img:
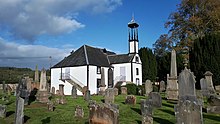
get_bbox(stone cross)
[105,88,115,104]
[34,65,39,82]
[145,80,153,96]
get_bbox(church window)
[136,68,139,75]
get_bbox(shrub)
[126,83,137,95]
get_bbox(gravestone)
[84,90,91,101]
[178,68,197,101]
[47,101,54,111]
[204,71,215,94]
[148,92,162,108]
[159,80,166,92]
[108,68,114,88]
[121,87,127,95]
[59,84,64,96]
[2,81,6,101]
[114,88,118,96]
[200,78,209,97]
[0,104,6,118]
[19,78,30,105]
[141,99,153,124]
[99,68,106,95]
[175,100,203,124]
[75,105,84,118]
[56,90,59,95]
[125,95,136,105]
[71,86,77,99]
[59,96,66,104]
[206,95,220,113]
[145,80,153,96]
[51,87,55,94]
[105,88,115,104]
[215,85,220,94]
[34,65,39,82]
[36,68,50,103]
[166,49,178,100]
[89,102,119,124]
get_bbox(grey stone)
[15,97,24,124]
[75,105,84,118]
[71,86,77,99]
[125,95,136,105]
[175,100,203,124]
[145,80,153,96]
[178,68,197,101]
[89,102,119,124]
[121,87,127,95]
[114,88,118,96]
[39,68,47,91]
[100,68,106,87]
[207,95,220,106]
[207,106,220,114]
[84,90,91,101]
[0,104,6,118]
[108,68,114,88]
[34,65,39,82]
[140,99,153,124]
[215,85,220,93]
[105,88,115,104]
[148,92,162,108]
[159,80,166,92]
[59,84,64,96]
[47,101,54,111]
[200,78,209,97]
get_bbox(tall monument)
[34,65,39,82]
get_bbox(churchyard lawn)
[0,92,220,124]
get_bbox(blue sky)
[0,0,180,69]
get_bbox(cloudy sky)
[0,0,180,69]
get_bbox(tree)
[190,33,220,87]
[139,47,157,82]
[166,0,220,48]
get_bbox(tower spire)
[128,15,139,54]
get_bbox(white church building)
[51,17,142,95]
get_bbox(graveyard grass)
[0,92,220,124]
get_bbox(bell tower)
[128,16,139,54]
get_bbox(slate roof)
[52,45,135,68]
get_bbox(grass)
[0,92,220,124]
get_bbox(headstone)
[35,68,50,103]
[206,95,220,113]
[178,68,197,101]
[47,101,54,111]
[56,90,59,95]
[145,80,153,96]
[59,96,66,104]
[141,99,153,124]
[204,71,215,94]
[2,81,6,101]
[59,84,64,96]
[34,65,39,82]
[121,87,127,95]
[89,102,119,124]
[51,87,55,94]
[200,78,209,97]
[215,85,220,94]
[75,105,84,118]
[114,88,118,96]
[166,49,178,100]
[175,100,203,124]
[108,68,114,88]
[0,104,6,118]
[84,90,90,101]
[159,80,166,92]
[19,78,30,105]
[71,86,77,99]
[148,92,162,108]
[125,95,136,105]
[105,88,115,104]
[15,97,24,124]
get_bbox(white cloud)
[0,0,122,41]
[0,38,72,69]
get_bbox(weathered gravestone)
[148,92,162,108]
[19,78,30,105]
[34,65,39,82]
[145,80,153,96]
[159,80,166,92]
[89,102,119,124]
[206,95,220,113]
[215,85,220,94]
[36,68,50,103]
[121,87,127,95]
[84,90,91,101]
[75,105,84,118]
[114,88,118,96]
[141,99,153,124]
[99,68,106,96]
[47,101,54,111]
[58,84,66,104]
[125,95,136,105]
[0,104,6,118]
[200,78,209,97]
[175,68,203,124]
[166,49,178,100]
[105,88,115,104]
[71,86,77,99]
[204,71,215,94]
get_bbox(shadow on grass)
[131,107,141,115]
[41,117,51,124]
[166,100,178,104]
[24,115,30,123]
[5,101,14,105]
[154,117,173,124]
[159,109,175,115]
[6,111,14,117]
[135,119,141,124]
[203,114,220,122]
[162,103,174,108]
[121,102,125,104]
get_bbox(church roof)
[52,45,135,68]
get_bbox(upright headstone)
[0,104,6,118]
[166,49,178,100]
[125,95,136,105]
[71,86,77,99]
[35,68,50,103]
[47,101,54,111]
[89,102,119,124]
[75,105,84,118]
[114,88,118,96]
[20,78,29,105]
[145,80,153,96]
[108,68,114,88]
[34,65,39,82]
[121,87,127,95]
[2,81,6,101]
[84,90,91,101]
[141,99,153,124]
[59,84,64,96]
[99,68,106,95]
[105,88,115,104]
[159,80,166,92]
[200,78,209,97]
[204,71,215,94]
[51,87,55,94]
[148,92,162,108]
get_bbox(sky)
[0,0,180,70]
